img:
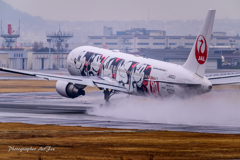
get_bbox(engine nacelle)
[56,80,85,98]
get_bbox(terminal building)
[87,28,240,70]
[0,50,69,70]
[0,46,239,70]
[0,51,9,68]
[131,48,223,70]
[32,52,68,70]
[88,29,240,53]
[0,51,32,69]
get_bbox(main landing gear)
[103,88,119,103]
[99,89,120,107]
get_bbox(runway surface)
[1,89,240,134]
[1,69,240,134]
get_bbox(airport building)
[132,48,223,70]
[32,52,68,70]
[88,29,240,52]
[0,51,32,69]
[0,50,68,70]
[0,47,239,70]
[0,51,9,68]
[87,28,240,70]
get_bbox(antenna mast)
[46,27,73,69]
[0,20,20,50]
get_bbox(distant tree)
[39,41,43,50]
[36,47,55,52]
[32,41,39,51]
[33,41,46,52]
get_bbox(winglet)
[183,9,216,77]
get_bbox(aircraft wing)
[0,67,128,92]
[206,72,240,85]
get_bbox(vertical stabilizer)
[183,10,215,77]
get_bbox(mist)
[89,90,240,127]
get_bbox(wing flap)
[93,77,128,92]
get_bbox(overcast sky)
[2,0,240,21]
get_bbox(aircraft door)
[129,65,143,94]
[101,63,111,77]
[100,57,111,77]
[128,68,134,93]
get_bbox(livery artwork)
[73,51,162,96]
[117,61,138,87]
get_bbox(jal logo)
[195,35,207,65]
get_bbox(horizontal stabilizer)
[207,73,240,85]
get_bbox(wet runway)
[1,90,240,134]
[1,69,240,134]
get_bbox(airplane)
[0,9,239,102]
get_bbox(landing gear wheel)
[103,89,111,102]
[103,88,120,103]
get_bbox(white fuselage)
[67,46,212,98]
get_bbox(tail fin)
[183,9,216,77]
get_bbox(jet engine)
[56,80,85,98]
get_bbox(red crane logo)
[195,35,207,65]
